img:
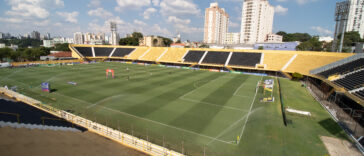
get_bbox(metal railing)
[0,87,184,156]
[310,53,364,75]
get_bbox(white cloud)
[54,22,62,27]
[166,16,202,36]
[152,0,160,6]
[229,21,239,28]
[311,26,333,35]
[167,16,190,25]
[88,8,113,19]
[115,0,150,12]
[0,17,22,23]
[134,19,147,26]
[55,0,64,7]
[88,0,101,7]
[296,0,318,5]
[4,0,65,19]
[33,19,50,26]
[149,24,171,36]
[174,24,202,33]
[160,0,200,16]
[6,1,50,19]
[276,0,288,2]
[143,8,157,19]
[57,11,79,23]
[275,5,288,15]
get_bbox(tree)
[276,31,287,37]
[0,38,42,48]
[276,31,312,42]
[258,46,264,50]
[335,31,364,52]
[296,36,323,51]
[199,44,209,48]
[53,43,70,51]
[322,41,333,52]
[132,32,143,39]
[119,32,143,46]
[0,48,13,62]
[119,37,139,46]
[162,37,173,47]
[292,72,304,81]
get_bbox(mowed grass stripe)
[63,68,190,103]
[53,65,179,99]
[117,72,223,118]
[169,75,250,135]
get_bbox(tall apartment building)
[110,22,120,45]
[203,2,229,44]
[334,0,364,41]
[31,31,41,40]
[225,33,240,45]
[73,32,84,44]
[240,0,274,44]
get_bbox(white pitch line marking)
[237,76,263,144]
[207,111,250,145]
[179,75,227,99]
[179,97,247,112]
[233,82,245,96]
[100,106,236,145]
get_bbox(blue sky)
[0,0,342,41]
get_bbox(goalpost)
[106,69,115,79]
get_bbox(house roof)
[48,52,72,58]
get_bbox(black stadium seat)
[354,90,364,100]
[94,47,114,57]
[318,58,364,78]
[0,99,81,129]
[183,51,205,63]
[228,52,261,67]
[75,47,93,57]
[334,70,364,90]
[112,48,135,57]
[202,52,230,65]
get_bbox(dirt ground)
[320,136,361,156]
[0,127,148,156]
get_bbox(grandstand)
[139,47,167,61]
[70,45,354,75]
[228,52,262,67]
[1,44,363,156]
[158,48,188,63]
[183,50,206,63]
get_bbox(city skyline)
[0,0,350,41]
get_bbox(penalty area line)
[100,106,236,145]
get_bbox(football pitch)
[0,62,348,156]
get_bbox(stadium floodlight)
[333,0,350,53]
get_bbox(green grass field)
[0,62,348,156]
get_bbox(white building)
[319,36,334,42]
[265,34,283,43]
[240,0,274,44]
[334,0,364,39]
[73,32,84,45]
[43,40,54,48]
[203,2,229,44]
[172,33,181,43]
[225,33,240,45]
[110,22,120,45]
